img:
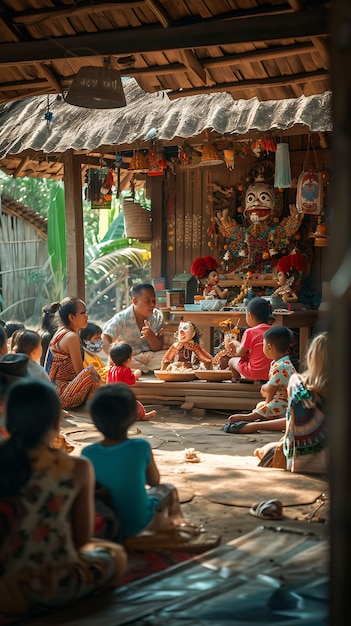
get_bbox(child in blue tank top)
[82,383,195,541]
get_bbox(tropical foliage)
[0,173,151,323]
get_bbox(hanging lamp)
[200,142,224,166]
[65,58,126,109]
[309,219,329,247]
[128,150,148,172]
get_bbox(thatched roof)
[0,1,330,105]
[1,195,47,238]
[0,79,332,180]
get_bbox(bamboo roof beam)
[167,69,330,99]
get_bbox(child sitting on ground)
[254,332,328,473]
[228,296,275,381]
[80,322,108,383]
[11,328,50,381]
[224,325,296,433]
[10,328,74,452]
[82,383,219,551]
[108,341,156,420]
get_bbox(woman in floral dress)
[0,378,126,616]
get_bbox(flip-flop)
[123,526,221,554]
[248,499,284,520]
[223,421,250,434]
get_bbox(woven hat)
[0,353,29,382]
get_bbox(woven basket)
[123,199,152,241]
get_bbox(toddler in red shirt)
[107,341,156,421]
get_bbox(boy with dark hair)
[107,341,156,420]
[225,325,296,432]
[82,383,220,551]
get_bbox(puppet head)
[175,321,202,344]
[244,182,276,223]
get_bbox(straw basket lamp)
[65,58,126,109]
[200,142,224,166]
[128,151,148,172]
[123,197,152,242]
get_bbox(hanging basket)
[123,199,152,242]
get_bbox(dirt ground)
[63,401,329,546]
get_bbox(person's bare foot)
[139,409,157,421]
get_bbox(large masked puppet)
[215,177,303,273]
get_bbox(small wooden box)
[155,290,167,308]
[166,290,185,308]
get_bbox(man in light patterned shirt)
[102,283,167,373]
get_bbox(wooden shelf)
[219,273,276,287]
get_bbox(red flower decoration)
[276,254,306,276]
[190,256,219,279]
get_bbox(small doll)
[213,318,241,370]
[161,321,213,371]
[190,256,228,300]
[272,253,307,304]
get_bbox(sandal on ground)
[223,421,249,434]
[123,525,221,554]
[248,499,283,520]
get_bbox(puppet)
[215,177,303,273]
[161,321,213,371]
[190,256,228,299]
[272,253,307,304]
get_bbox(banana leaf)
[47,183,66,297]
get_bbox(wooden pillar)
[149,175,165,282]
[330,1,351,623]
[63,149,85,300]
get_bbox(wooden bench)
[133,379,262,412]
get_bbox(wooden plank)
[184,395,257,410]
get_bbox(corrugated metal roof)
[0,79,332,161]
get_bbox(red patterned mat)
[118,550,193,586]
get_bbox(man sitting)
[102,283,167,374]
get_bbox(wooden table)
[167,309,319,364]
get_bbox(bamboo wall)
[0,213,48,321]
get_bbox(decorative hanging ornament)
[44,95,54,127]
[309,219,329,247]
[274,143,291,188]
[223,148,235,170]
[129,150,148,172]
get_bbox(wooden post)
[149,175,165,282]
[330,1,351,623]
[63,149,85,300]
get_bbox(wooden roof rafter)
[0,1,330,104]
